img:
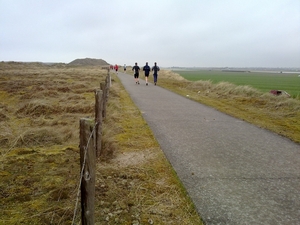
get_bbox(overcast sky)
[1,0,299,67]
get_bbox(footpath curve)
[116,72,300,225]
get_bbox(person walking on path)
[115,64,119,73]
[152,62,160,85]
[124,64,126,72]
[143,62,151,86]
[132,62,140,84]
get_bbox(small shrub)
[17,128,63,147]
[0,112,8,122]
[232,85,260,97]
[16,101,58,117]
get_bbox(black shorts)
[134,73,139,78]
[145,73,149,77]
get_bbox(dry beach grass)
[0,62,202,224]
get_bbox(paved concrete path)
[116,72,300,225]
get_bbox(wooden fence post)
[108,71,111,87]
[100,82,107,119]
[80,118,95,225]
[95,90,103,158]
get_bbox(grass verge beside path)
[97,73,203,224]
[157,70,300,143]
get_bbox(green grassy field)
[175,70,300,99]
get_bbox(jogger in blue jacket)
[143,62,151,85]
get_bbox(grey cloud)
[0,0,299,67]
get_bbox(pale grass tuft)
[0,123,13,147]
[187,80,213,91]
[160,70,186,81]
[16,128,63,147]
[274,97,300,110]
[213,81,236,93]
[231,85,260,97]
[16,99,58,117]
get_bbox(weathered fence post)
[108,70,111,87]
[100,82,107,119]
[95,89,103,158]
[80,118,95,225]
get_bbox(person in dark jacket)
[132,62,140,84]
[151,62,160,85]
[143,62,151,85]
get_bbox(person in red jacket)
[115,64,119,73]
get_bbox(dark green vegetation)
[176,70,300,99]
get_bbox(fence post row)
[95,74,110,156]
[79,73,110,224]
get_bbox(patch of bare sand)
[110,148,157,168]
